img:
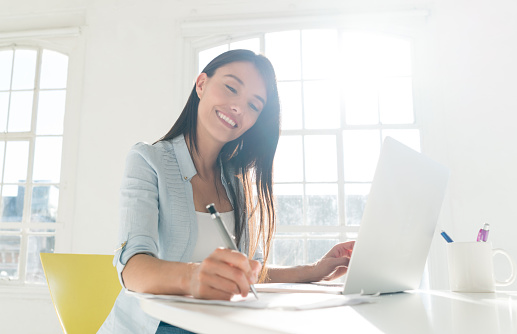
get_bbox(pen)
[440,230,454,243]
[477,223,490,242]
[206,203,259,300]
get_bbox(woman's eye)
[249,103,259,112]
[225,85,237,93]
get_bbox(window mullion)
[336,131,346,230]
[298,30,309,264]
[337,29,347,236]
[24,47,41,229]
[17,229,28,282]
[4,48,14,133]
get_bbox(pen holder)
[447,242,516,292]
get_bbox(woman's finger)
[202,257,251,296]
[209,248,257,282]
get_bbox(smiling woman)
[99,49,355,334]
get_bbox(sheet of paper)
[254,283,344,294]
[127,289,376,310]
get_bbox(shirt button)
[184,176,188,180]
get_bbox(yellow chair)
[40,253,122,334]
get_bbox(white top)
[190,211,236,263]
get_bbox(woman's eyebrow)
[224,74,266,106]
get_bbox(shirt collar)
[172,134,197,182]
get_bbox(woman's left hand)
[310,241,355,282]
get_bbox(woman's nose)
[230,99,245,114]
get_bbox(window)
[0,46,68,284]
[197,28,419,267]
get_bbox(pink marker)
[477,223,490,242]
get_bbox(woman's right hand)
[188,248,261,300]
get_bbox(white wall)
[1,0,517,332]
[424,0,517,288]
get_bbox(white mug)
[447,242,516,292]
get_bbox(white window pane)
[307,238,339,263]
[278,81,302,130]
[271,239,304,266]
[265,30,301,80]
[345,183,371,226]
[274,135,303,182]
[306,184,338,226]
[31,185,59,222]
[0,142,4,178]
[1,185,25,222]
[198,45,229,74]
[274,184,303,226]
[304,135,337,182]
[342,32,411,77]
[11,49,37,90]
[0,92,9,132]
[343,130,380,182]
[8,91,33,132]
[379,77,414,124]
[0,235,20,279]
[382,129,421,152]
[344,78,379,125]
[36,90,66,135]
[3,141,29,183]
[33,137,63,183]
[26,235,55,283]
[379,37,412,77]
[302,29,338,80]
[0,50,14,91]
[303,80,340,129]
[229,38,260,54]
[342,32,381,77]
[40,50,68,89]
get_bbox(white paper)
[254,282,344,294]
[126,289,376,310]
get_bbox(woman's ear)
[195,73,208,99]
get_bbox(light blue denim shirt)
[98,134,263,334]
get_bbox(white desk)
[140,290,517,334]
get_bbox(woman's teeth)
[217,111,236,127]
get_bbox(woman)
[99,49,354,334]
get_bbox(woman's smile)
[216,110,237,128]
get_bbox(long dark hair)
[157,49,280,281]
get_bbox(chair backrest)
[40,253,122,334]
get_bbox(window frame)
[0,27,83,290]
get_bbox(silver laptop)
[342,136,450,295]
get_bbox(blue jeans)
[155,321,197,334]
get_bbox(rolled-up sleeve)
[113,143,160,287]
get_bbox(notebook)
[257,137,450,295]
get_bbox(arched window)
[0,46,68,284]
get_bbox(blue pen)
[440,230,454,243]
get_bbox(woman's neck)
[186,133,223,181]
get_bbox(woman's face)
[195,61,267,147]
